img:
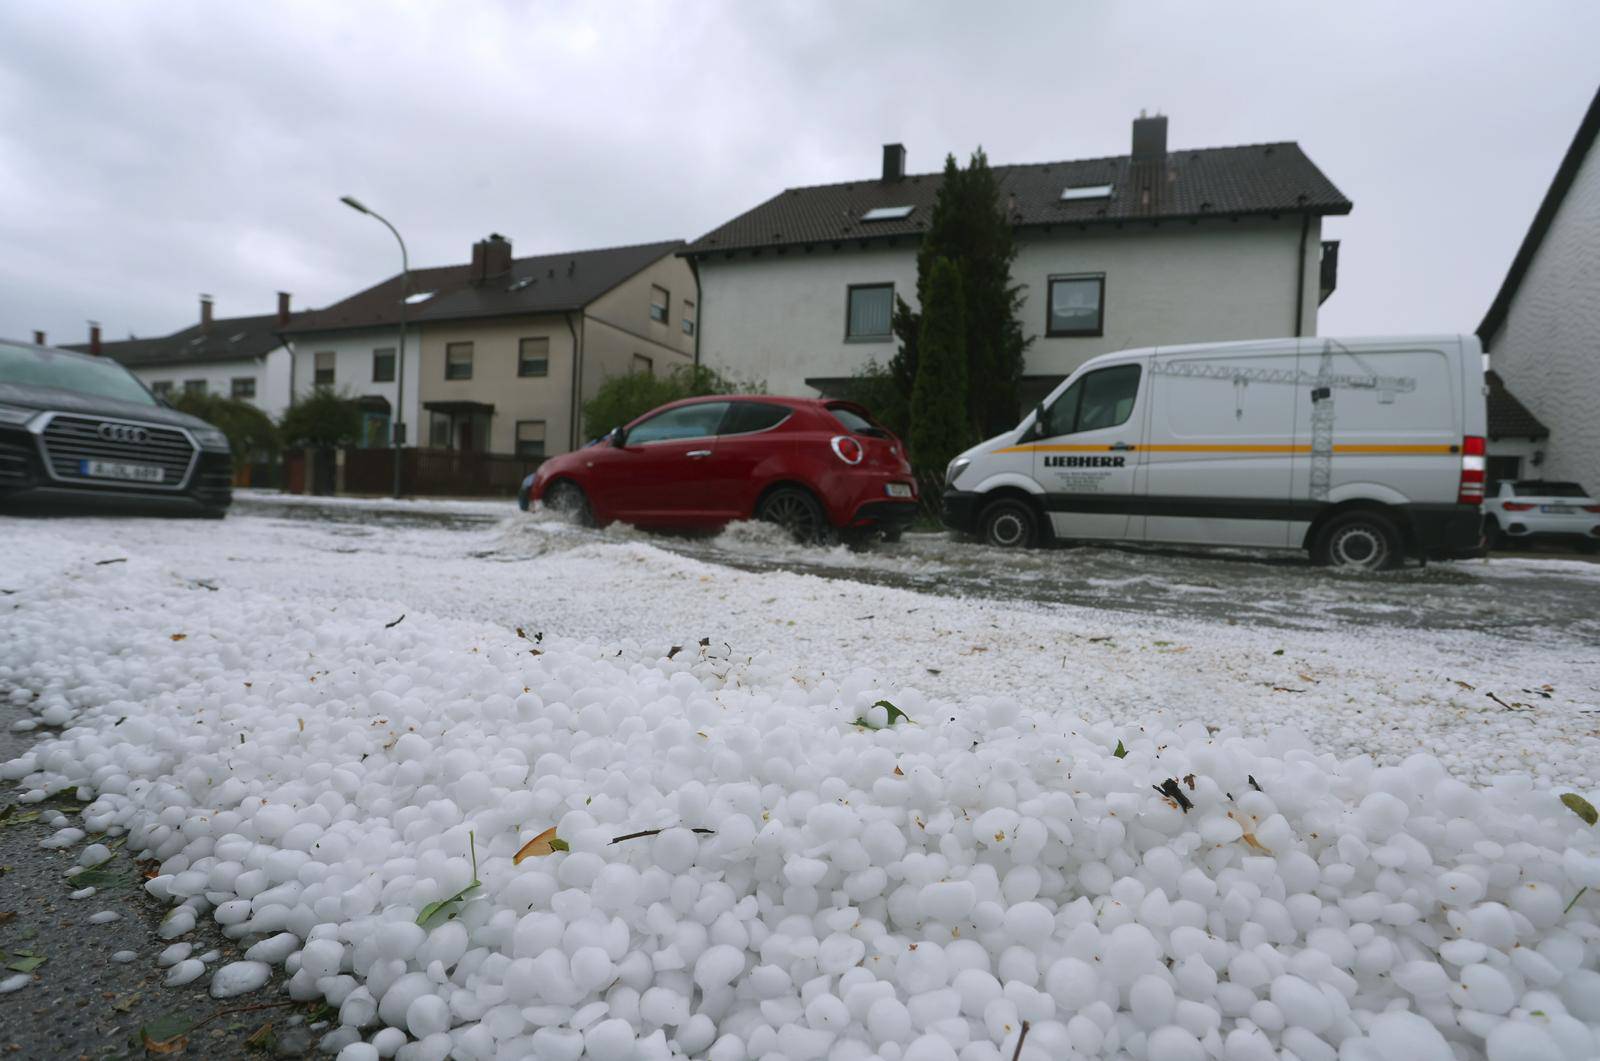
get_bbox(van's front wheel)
[1312,510,1401,571]
[979,499,1038,549]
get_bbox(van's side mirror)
[1032,404,1046,438]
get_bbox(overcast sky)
[2,1,1596,347]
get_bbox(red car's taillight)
[1501,501,1536,512]
[830,436,864,465]
[1458,436,1485,506]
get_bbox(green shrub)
[169,392,280,467]
[582,364,763,441]
[278,389,363,450]
[908,257,972,475]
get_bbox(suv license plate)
[1542,505,1575,514]
[885,483,912,498]
[80,459,164,483]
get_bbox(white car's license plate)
[885,483,912,498]
[80,459,164,483]
[1542,504,1576,514]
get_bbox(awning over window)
[423,400,495,415]
[355,394,391,411]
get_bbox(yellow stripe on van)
[995,443,1458,456]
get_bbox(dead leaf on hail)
[893,765,904,776]
[297,719,305,732]
[169,633,186,641]
[1241,832,1272,854]
[514,826,565,863]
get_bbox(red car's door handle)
[686,449,712,458]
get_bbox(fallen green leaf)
[549,838,569,852]
[1113,740,1128,759]
[417,832,481,927]
[7,954,45,973]
[1561,793,1598,826]
[1564,887,1588,915]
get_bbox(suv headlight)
[0,403,36,426]
[192,426,230,451]
[945,457,970,487]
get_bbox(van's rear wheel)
[979,499,1038,549]
[1313,510,1401,571]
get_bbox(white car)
[1483,480,1600,551]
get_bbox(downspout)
[688,255,702,368]
[1293,212,1311,337]
[565,310,582,450]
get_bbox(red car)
[525,396,918,542]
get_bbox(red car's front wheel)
[543,480,593,527]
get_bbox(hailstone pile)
[3,560,1599,1061]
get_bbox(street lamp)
[340,195,409,498]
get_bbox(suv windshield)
[0,341,155,406]
[1512,481,1588,498]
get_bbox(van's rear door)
[1289,339,1460,519]
[1142,342,1298,547]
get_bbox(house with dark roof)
[64,294,296,418]
[683,114,1351,408]
[1477,84,1600,487]
[284,235,694,455]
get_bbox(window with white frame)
[846,283,894,341]
[518,337,549,377]
[230,377,256,399]
[649,285,669,323]
[515,420,546,459]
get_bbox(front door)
[593,401,730,524]
[1030,359,1146,541]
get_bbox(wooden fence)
[340,448,544,497]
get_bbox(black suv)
[0,339,233,516]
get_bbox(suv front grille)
[38,415,197,490]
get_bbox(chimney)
[88,321,102,356]
[277,291,292,326]
[1132,112,1168,164]
[32,330,45,346]
[881,143,906,182]
[471,233,513,283]
[200,294,214,332]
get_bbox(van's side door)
[1142,344,1298,547]
[1030,359,1147,541]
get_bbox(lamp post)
[340,195,409,498]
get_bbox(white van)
[941,335,1488,569]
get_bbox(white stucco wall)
[131,346,292,419]
[1486,137,1600,487]
[696,216,1320,397]
[288,328,424,444]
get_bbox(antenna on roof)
[567,260,576,277]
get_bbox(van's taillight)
[1458,435,1486,505]
[830,436,864,465]
[1501,501,1537,512]
[1584,505,1600,514]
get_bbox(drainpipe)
[1293,213,1311,337]
[688,255,702,368]
[565,311,582,450]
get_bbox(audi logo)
[97,423,150,445]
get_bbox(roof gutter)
[1294,212,1311,337]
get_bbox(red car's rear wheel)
[758,487,826,544]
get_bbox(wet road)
[238,495,1600,645]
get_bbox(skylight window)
[1061,184,1114,201]
[509,277,535,291]
[229,332,246,343]
[403,291,434,305]
[861,205,914,222]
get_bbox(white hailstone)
[902,1033,959,1061]
[253,802,297,840]
[0,974,29,995]
[164,959,205,987]
[1392,961,1450,998]
[1562,848,1600,888]
[370,1028,407,1058]
[210,960,271,998]
[1507,882,1564,929]
[897,943,951,994]
[583,1018,636,1061]
[157,942,192,967]
[1484,1021,1564,1061]
[78,843,112,867]
[920,881,976,923]
[1269,974,1333,1032]
[300,937,345,979]
[1129,974,1176,1029]
[818,934,866,975]
[88,910,120,924]
[112,950,138,963]
[1557,969,1600,1022]
[572,947,617,992]
[68,887,95,900]
[530,1027,584,1060]
[805,993,850,1031]
[1102,923,1160,986]
[377,971,435,1027]
[867,996,913,1043]
[1146,1025,1206,1061]
[1449,963,1514,1015]
[1003,902,1054,947]
[1044,958,1097,1010]
[159,907,196,939]
[641,987,691,1027]
[692,944,744,990]
[373,920,425,961]
[334,1044,378,1061]
[953,969,1002,1018]
[405,993,452,1038]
